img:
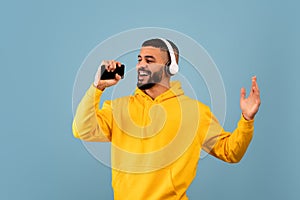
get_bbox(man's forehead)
[139,46,167,56]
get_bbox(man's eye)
[146,60,154,63]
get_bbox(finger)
[112,61,118,70]
[250,76,256,95]
[252,76,257,88]
[252,76,260,97]
[107,60,112,72]
[106,78,119,86]
[108,60,117,72]
[116,61,122,67]
[254,77,260,94]
[240,87,246,100]
[105,60,111,72]
[115,73,122,80]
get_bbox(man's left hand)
[240,76,261,121]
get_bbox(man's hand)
[94,60,122,90]
[240,76,261,121]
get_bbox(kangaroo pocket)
[112,168,177,200]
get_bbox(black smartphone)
[100,64,125,80]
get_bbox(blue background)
[1,0,299,199]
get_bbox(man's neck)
[144,81,170,100]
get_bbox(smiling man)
[137,39,178,92]
[72,38,261,200]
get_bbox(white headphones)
[158,38,179,76]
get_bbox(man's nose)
[136,62,146,68]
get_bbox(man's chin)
[137,82,156,90]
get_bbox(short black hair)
[142,38,179,64]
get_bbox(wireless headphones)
[158,38,179,76]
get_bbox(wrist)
[94,80,107,91]
[242,113,254,121]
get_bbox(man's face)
[136,46,168,90]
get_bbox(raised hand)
[240,76,261,120]
[94,60,122,90]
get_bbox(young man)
[72,38,261,200]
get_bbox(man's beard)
[137,68,163,90]
[137,82,156,90]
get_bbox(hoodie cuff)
[238,114,254,130]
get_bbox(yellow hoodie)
[72,81,254,200]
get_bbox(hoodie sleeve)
[201,107,254,163]
[72,84,112,142]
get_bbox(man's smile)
[138,69,151,81]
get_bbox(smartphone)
[100,64,125,80]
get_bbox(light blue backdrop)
[1,0,299,199]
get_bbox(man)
[72,38,261,200]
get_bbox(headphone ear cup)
[168,63,179,76]
[165,63,178,76]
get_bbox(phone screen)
[100,64,125,80]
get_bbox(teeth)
[139,71,149,76]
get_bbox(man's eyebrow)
[137,55,156,59]
[145,55,156,60]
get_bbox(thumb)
[105,75,121,86]
[240,87,246,100]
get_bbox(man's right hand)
[93,60,122,91]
